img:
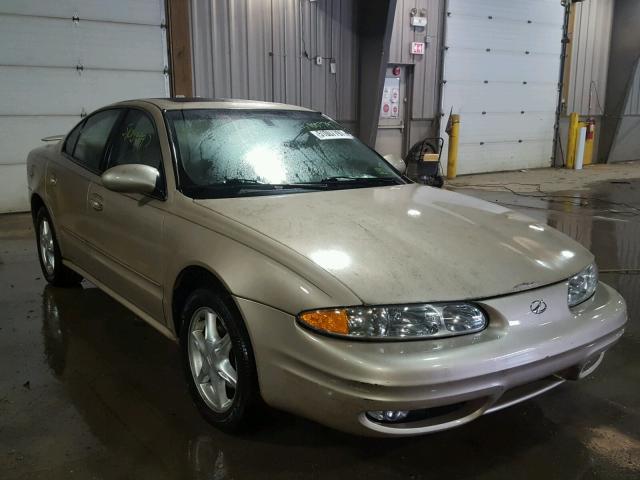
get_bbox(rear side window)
[73,109,122,172]
[63,121,83,156]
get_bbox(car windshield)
[165,109,405,198]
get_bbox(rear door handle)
[48,174,57,186]
[89,194,103,211]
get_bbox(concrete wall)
[190,0,358,124]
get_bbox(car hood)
[194,184,593,304]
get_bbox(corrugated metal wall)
[556,0,614,165]
[190,0,358,123]
[623,59,640,116]
[609,59,640,162]
[566,0,614,116]
[599,0,640,163]
[388,0,443,120]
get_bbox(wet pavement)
[1,179,639,479]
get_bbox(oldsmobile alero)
[26,98,627,436]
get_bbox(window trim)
[62,119,85,157]
[61,107,126,176]
[104,107,168,201]
[161,108,182,193]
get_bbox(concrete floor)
[1,173,639,479]
[448,161,640,193]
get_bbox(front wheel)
[35,207,82,287]
[180,288,259,432]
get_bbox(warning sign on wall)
[411,42,425,55]
[380,77,400,120]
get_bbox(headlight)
[568,263,598,307]
[297,303,487,340]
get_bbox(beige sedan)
[27,98,627,436]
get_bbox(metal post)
[567,112,579,168]
[447,114,460,179]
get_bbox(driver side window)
[107,109,165,196]
[109,110,162,170]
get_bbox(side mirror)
[383,154,407,174]
[101,164,159,195]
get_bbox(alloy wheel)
[39,218,56,275]
[187,307,238,413]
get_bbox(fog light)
[367,410,409,423]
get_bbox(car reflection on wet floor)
[1,179,639,479]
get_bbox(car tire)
[35,207,83,287]
[180,288,259,432]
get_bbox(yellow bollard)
[567,112,579,169]
[447,114,460,179]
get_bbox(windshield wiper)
[185,176,400,199]
[222,178,263,185]
[223,179,328,190]
[186,180,328,198]
[320,176,401,185]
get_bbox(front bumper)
[235,281,627,437]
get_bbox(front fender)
[162,201,362,334]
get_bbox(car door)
[46,109,123,271]
[84,108,167,324]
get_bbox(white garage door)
[0,0,169,213]
[440,0,565,175]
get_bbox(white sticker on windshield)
[310,130,354,140]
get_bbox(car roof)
[110,97,317,112]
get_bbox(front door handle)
[48,174,57,186]
[89,194,103,211]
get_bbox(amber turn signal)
[298,309,349,335]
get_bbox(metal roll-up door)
[0,0,169,213]
[440,0,565,174]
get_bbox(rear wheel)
[35,207,82,287]
[180,288,259,431]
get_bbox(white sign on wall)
[410,42,425,55]
[380,77,401,119]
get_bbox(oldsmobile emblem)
[530,299,547,315]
